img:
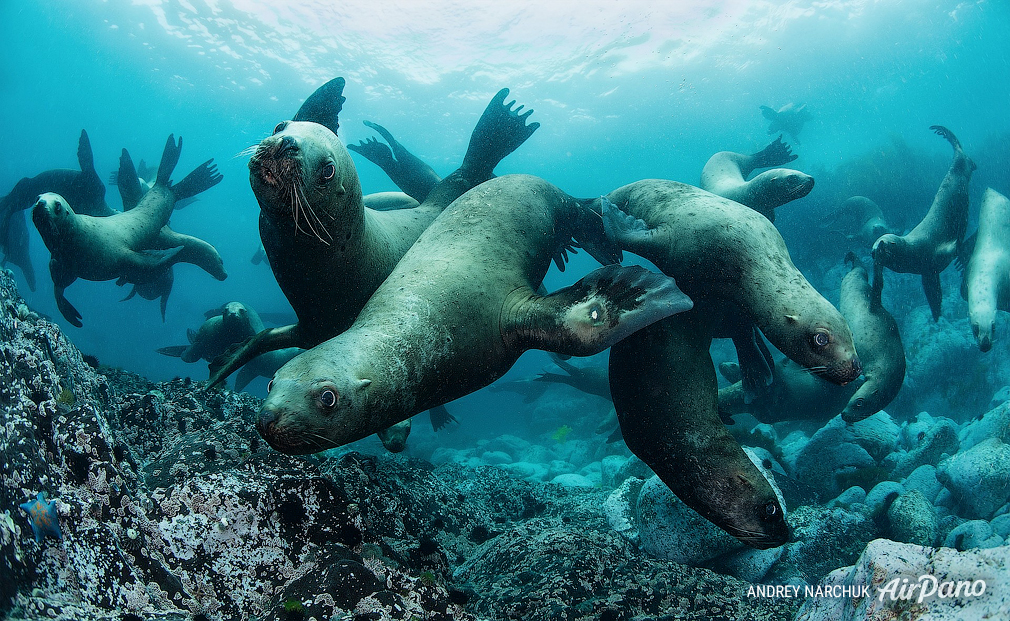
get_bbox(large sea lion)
[601,179,860,548]
[962,188,1010,351]
[207,78,540,386]
[759,103,811,144]
[838,252,905,422]
[0,130,114,290]
[257,174,692,454]
[699,136,814,222]
[871,125,975,320]
[32,135,223,327]
[348,120,441,203]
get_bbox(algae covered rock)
[936,437,1010,519]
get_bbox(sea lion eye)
[266,379,274,392]
[319,389,337,408]
[812,332,829,348]
[854,397,864,408]
[322,162,336,181]
[272,121,287,134]
[763,502,779,519]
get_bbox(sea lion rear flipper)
[293,77,346,136]
[116,149,145,211]
[505,264,693,357]
[428,404,457,432]
[156,134,182,186]
[77,129,96,174]
[348,136,396,168]
[351,121,442,202]
[207,324,302,389]
[171,159,223,202]
[750,135,797,169]
[922,271,943,321]
[460,87,540,181]
[732,325,774,404]
[157,345,188,358]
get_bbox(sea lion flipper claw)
[55,288,83,328]
[172,159,223,202]
[750,135,797,168]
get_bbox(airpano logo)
[747,575,988,603]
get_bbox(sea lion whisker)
[294,183,333,244]
[235,144,261,159]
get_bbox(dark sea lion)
[158,302,264,363]
[822,196,893,248]
[717,357,853,424]
[962,188,1010,351]
[536,354,611,400]
[348,120,441,203]
[0,130,114,290]
[601,180,860,548]
[871,125,975,320]
[257,174,693,454]
[838,252,905,422]
[32,135,223,327]
[207,78,540,386]
[759,103,811,144]
[699,136,814,222]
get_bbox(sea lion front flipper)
[348,136,396,168]
[922,271,943,321]
[171,159,223,202]
[53,284,82,328]
[504,264,693,357]
[749,135,797,169]
[732,324,775,404]
[352,120,442,202]
[116,149,145,211]
[156,134,182,186]
[293,77,346,136]
[207,324,303,388]
[157,345,188,358]
[77,129,96,172]
[428,404,457,432]
[460,87,540,181]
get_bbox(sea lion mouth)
[249,138,334,245]
[250,139,301,190]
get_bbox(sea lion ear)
[784,314,799,324]
[357,379,371,389]
[293,77,346,136]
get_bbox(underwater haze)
[1,0,1009,438]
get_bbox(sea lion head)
[703,472,790,549]
[870,233,905,267]
[31,192,77,251]
[766,169,815,203]
[376,418,411,453]
[249,120,362,243]
[257,345,377,454]
[775,307,861,386]
[970,305,996,352]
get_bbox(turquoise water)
[1,0,1008,445]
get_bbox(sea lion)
[871,125,975,320]
[536,354,611,400]
[257,174,693,454]
[32,135,223,327]
[0,129,115,290]
[717,357,854,424]
[207,78,540,386]
[158,302,264,363]
[822,196,893,248]
[235,347,301,392]
[962,188,1010,351]
[699,136,814,222]
[759,103,811,144]
[601,180,860,548]
[348,120,441,203]
[838,252,905,422]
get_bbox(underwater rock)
[886,489,938,547]
[887,414,959,479]
[959,400,1010,451]
[936,437,1010,519]
[604,476,646,543]
[943,520,1004,551]
[795,538,1010,621]
[828,486,867,510]
[900,464,944,504]
[862,481,905,519]
[792,417,878,498]
[774,505,878,585]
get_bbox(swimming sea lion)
[838,252,905,422]
[759,103,811,144]
[717,356,854,424]
[234,347,301,392]
[207,78,540,386]
[871,125,975,321]
[258,174,693,454]
[699,136,814,222]
[32,135,223,327]
[822,196,893,248]
[962,188,1010,351]
[158,302,263,363]
[601,180,860,547]
[348,120,441,203]
[535,354,611,400]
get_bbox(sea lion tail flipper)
[460,87,540,181]
[506,264,693,356]
[171,159,223,202]
[293,77,346,136]
[156,134,183,186]
[750,135,797,168]
[157,345,188,358]
[77,129,96,173]
[116,149,145,210]
[207,324,301,389]
[429,404,457,432]
[922,271,943,321]
[930,125,962,151]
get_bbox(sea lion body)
[32,136,223,326]
[258,174,691,454]
[838,253,905,422]
[700,137,814,222]
[159,302,264,363]
[717,357,854,424]
[964,188,1010,351]
[759,103,811,143]
[872,126,975,320]
[823,196,892,248]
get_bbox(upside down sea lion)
[871,125,975,320]
[602,179,860,548]
[699,136,814,222]
[32,135,223,327]
[962,188,1010,351]
[258,174,693,454]
[207,78,540,387]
